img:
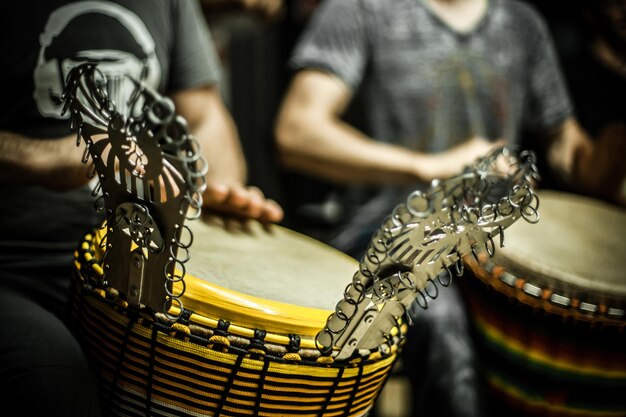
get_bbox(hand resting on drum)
[169,86,284,224]
[203,182,284,223]
[575,121,626,207]
[547,118,626,208]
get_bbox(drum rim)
[491,190,626,296]
[79,227,405,354]
[465,253,626,327]
[176,276,332,338]
[89,222,349,341]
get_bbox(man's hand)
[575,122,626,206]
[420,137,506,180]
[203,182,284,223]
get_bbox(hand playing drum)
[203,182,284,224]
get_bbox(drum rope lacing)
[318,147,542,360]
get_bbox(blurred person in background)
[274,0,626,416]
[523,0,626,200]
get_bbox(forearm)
[543,117,623,207]
[275,69,505,185]
[170,87,247,186]
[544,119,583,184]
[190,106,247,186]
[553,119,626,204]
[276,112,499,185]
[0,131,89,189]
[170,86,282,222]
[276,113,430,185]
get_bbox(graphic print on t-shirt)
[33,1,161,119]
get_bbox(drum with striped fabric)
[72,215,403,417]
[462,190,626,416]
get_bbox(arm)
[275,70,501,185]
[169,86,283,222]
[546,118,626,205]
[0,131,90,190]
[170,85,246,186]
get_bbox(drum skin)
[71,216,401,417]
[180,215,359,340]
[462,190,626,417]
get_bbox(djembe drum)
[63,63,540,417]
[463,190,626,416]
[73,217,401,416]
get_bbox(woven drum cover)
[462,191,626,417]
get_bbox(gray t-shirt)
[0,0,221,258]
[289,0,573,255]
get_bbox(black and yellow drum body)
[72,218,402,417]
[462,191,626,417]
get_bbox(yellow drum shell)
[77,216,397,417]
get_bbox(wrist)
[411,153,441,183]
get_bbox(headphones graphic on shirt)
[33,0,161,119]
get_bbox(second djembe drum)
[463,190,626,416]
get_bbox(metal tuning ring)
[63,63,207,317]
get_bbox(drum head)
[492,190,626,299]
[181,215,358,336]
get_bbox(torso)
[351,0,551,153]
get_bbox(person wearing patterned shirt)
[275,0,626,415]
